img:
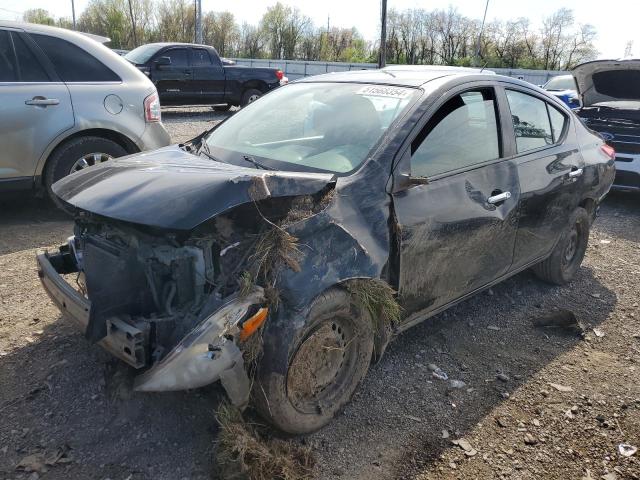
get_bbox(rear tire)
[253,288,374,434]
[532,207,590,285]
[241,88,262,107]
[44,136,127,212]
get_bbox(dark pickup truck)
[124,42,285,109]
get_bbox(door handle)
[25,97,60,106]
[487,191,511,205]
[568,168,583,178]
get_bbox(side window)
[506,90,553,152]
[11,34,49,82]
[411,89,501,178]
[548,105,567,142]
[164,48,188,68]
[30,33,120,82]
[0,30,17,81]
[192,48,211,66]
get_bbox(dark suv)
[124,42,285,109]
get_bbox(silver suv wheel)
[70,152,113,174]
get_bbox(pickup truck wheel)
[532,207,590,285]
[254,288,373,434]
[241,89,262,107]
[212,104,232,112]
[44,136,127,212]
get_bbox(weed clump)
[344,278,402,333]
[215,403,315,480]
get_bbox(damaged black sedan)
[38,68,615,434]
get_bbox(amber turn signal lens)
[240,307,268,341]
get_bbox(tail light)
[144,92,161,123]
[275,69,284,81]
[600,144,615,160]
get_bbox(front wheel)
[532,207,590,285]
[254,288,374,434]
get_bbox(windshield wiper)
[242,155,273,170]
[198,141,224,162]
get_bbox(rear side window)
[506,90,553,152]
[164,48,188,67]
[192,48,211,66]
[11,34,49,82]
[548,106,567,142]
[0,30,17,81]
[411,89,501,178]
[30,33,120,82]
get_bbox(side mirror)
[155,56,171,68]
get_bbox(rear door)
[190,47,225,104]
[0,29,74,183]
[152,47,190,105]
[499,86,585,269]
[392,85,520,322]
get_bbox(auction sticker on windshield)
[356,85,414,99]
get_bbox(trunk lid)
[572,59,640,107]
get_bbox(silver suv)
[0,21,170,204]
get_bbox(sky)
[0,0,638,59]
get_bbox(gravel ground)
[0,110,638,480]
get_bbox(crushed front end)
[37,212,273,406]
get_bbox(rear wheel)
[532,207,590,285]
[44,136,128,212]
[241,88,262,107]
[254,288,373,434]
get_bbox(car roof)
[138,42,213,49]
[0,20,110,43]
[297,68,513,88]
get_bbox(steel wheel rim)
[70,152,113,174]
[287,317,357,414]
[247,94,260,104]
[562,222,580,268]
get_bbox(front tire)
[532,207,590,285]
[254,288,374,434]
[44,136,128,212]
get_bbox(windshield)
[205,82,419,174]
[124,44,163,65]
[544,75,576,91]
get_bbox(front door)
[392,87,520,320]
[0,29,74,182]
[190,47,225,104]
[152,47,191,105]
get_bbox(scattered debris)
[601,473,618,480]
[430,366,448,381]
[452,438,477,457]
[215,403,315,480]
[618,443,637,457]
[532,419,541,427]
[496,373,510,383]
[523,433,538,445]
[532,310,583,334]
[549,382,573,393]
[593,327,606,338]
[487,325,500,331]
[404,415,422,423]
[450,380,466,389]
[590,293,601,299]
[496,417,509,428]
[16,453,46,473]
[441,430,450,439]
[600,239,611,244]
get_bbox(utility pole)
[378,0,387,68]
[71,0,76,30]
[195,0,203,44]
[128,0,137,47]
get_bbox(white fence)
[231,58,568,85]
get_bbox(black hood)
[53,146,335,230]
